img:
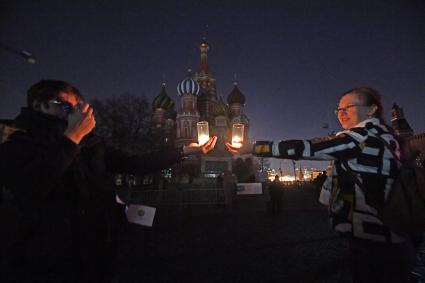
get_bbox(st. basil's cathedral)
[151,40,250,182]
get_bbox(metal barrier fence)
[121,186,230,207]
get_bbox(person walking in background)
[318,163,333,206]
[269,175,283,215]
[227,87,416,283]
[0,80,217,283]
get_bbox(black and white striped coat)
[269,118,405,243]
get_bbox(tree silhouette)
[91,93,152,154]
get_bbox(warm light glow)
[232,124,244,147]
[197,121,209,146]
[232,136,243,147]
[198,134,209,146]
[232,136,242,142]
[232,141,243,148]
[268,175,296,182]
[281,175,296,182]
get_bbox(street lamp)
[0,42,36,64]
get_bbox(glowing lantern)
[232,123,244,147]
[197,121,209,146]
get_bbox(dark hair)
[340,87,400,145]
[27,80,84,108]
[341,87,385,123]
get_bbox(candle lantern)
[197,121,209,146]
[232,123,244,147]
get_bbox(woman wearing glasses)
[227,87,415,283]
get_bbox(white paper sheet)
[236,183,263,195]
[126,204,156,227]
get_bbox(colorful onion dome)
[152,83,175,110]
[177,69,200,96]
[227,82,245,104]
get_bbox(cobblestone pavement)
[116,185,352,283]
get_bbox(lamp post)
[279,161,283,180]
[0,42,36,64]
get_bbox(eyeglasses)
[334,104,365,115]
[52,99,75,115]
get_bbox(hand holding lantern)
[183,121,217,155]
[226,123,250,154]
[183,136,217,155]
[231,123,244,148]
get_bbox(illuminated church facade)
[151,40,250,181]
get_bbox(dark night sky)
[1,0,425,172]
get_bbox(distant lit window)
[115,174,123,186]
[161,168,172,179]
[142,175,153,185]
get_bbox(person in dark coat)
[313,171,327,190]
[0,80,217,283]
[268,175,283,215]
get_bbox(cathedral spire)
[198,38,210,75]
[391,104,413,138]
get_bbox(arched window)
[184,121,189,137]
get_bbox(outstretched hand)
[225,142,253,155]
[183,136,218,155]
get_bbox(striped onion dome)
[152,83,175,110]
[177,69,200,96]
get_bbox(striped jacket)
[267,118,405,243]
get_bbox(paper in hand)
[126,204,156,227]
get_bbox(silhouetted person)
[318,164,333,206]
[313,171,327,190]
[269,175,283,215]
[0,80,217,283]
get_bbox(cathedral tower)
[227,81,250,143]
[391,104,413,138]
[175,70,201,148]
[152,82,176,146]
[195,39,218,123]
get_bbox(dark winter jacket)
[268,179,283,199]
[0,108,184,282]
